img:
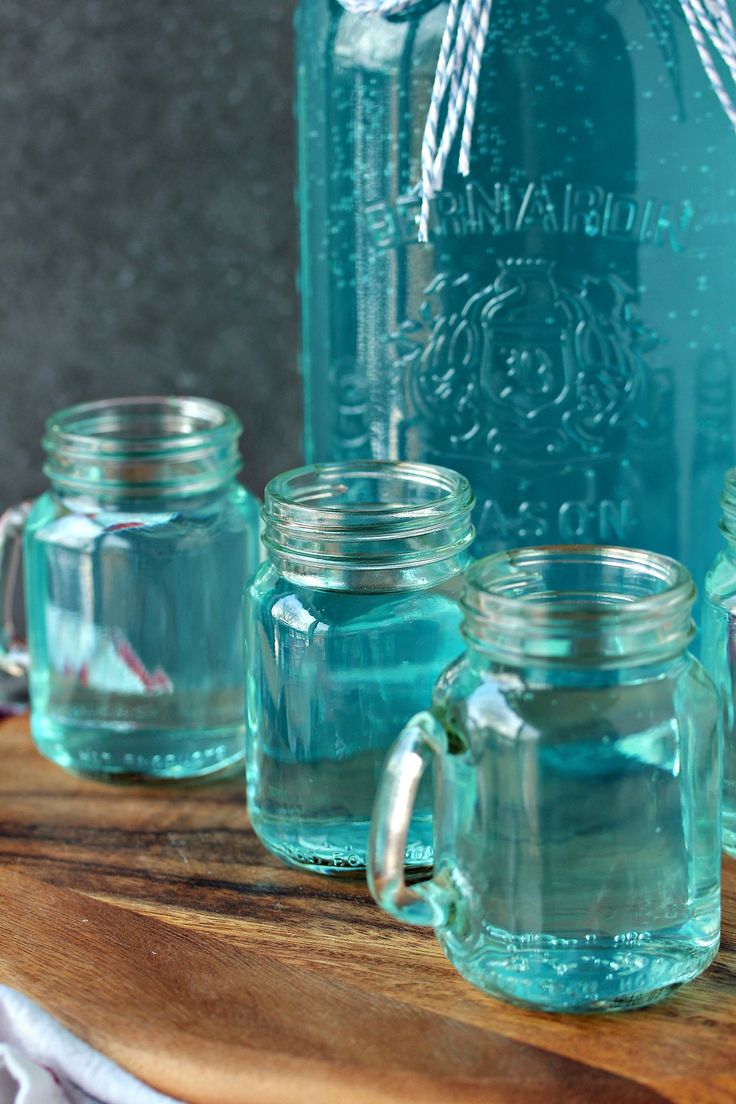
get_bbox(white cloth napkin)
[0,986,183,1104]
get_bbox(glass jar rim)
[264,460,473,531]
[262,460,475,591]
[44,396,241,459]
[43,396,243,497]
[462,545,695,667]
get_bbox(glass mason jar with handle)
[369,545,721,1011]
[298,0,736,587]
[0,397,261,781]
[245,459,474,875]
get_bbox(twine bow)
[681,0,736,129]
[337,0,736,242]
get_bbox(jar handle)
[0,502,32,677]
[368,710,454,928]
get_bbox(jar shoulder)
[247,564,464,638]
[26,492,63,533]
[432,655,719,749]
[301,0,724,104]
[25,484,260,544]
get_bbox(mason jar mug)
[245,459,474,874]
[0,397,261,781]
[370,546,722,1011]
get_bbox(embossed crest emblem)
[392,259,657,460]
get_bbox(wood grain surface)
[0,714,734,1104]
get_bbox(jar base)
[250,811,433,878]
[439,927,720,1013]
[31,714,245,782]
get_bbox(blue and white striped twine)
[338,0,736,242]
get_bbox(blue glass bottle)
[244,460,474,874]
[370,546,722,1011]
[0,397,261,781]
[297,0,736,588]
[702,467,736,855]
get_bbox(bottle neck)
[43,397,243,505]
[262,461,475,592]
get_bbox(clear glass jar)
[244,459,474,874]
[370,545,721,1011]
[298,0,736,590]
[0,397,261,781]
[702,467,736,855]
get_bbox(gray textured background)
[0,0,300,504]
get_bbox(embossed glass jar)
[369,546,722,1012]
[244,460,474,874]
[0,397,261,781]
[298,0,736,590]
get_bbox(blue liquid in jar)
[25,489,259,780]
[433,667,721,1010]
[246,569,463,873]
[298,0,736,588]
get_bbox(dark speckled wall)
[0,0,300,503]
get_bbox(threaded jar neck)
[262,461,475,592]
[462,545,695,669]
[43,397,243,499]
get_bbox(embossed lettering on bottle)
[362,175,685,554]
[298,0,736,571]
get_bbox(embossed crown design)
[393,258,658,462]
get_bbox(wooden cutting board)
[0,714,734,1104]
